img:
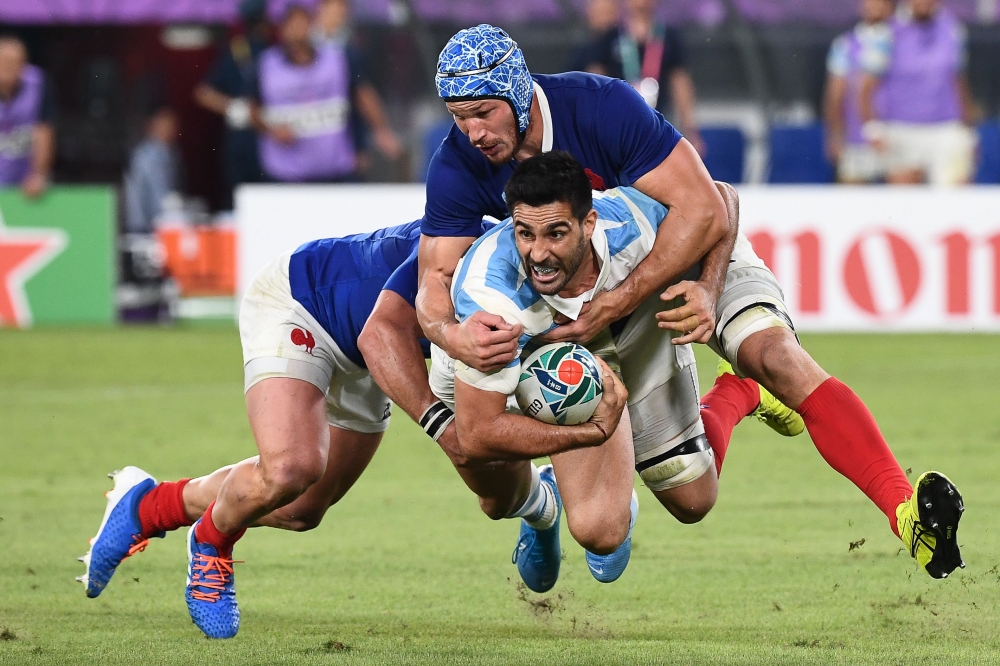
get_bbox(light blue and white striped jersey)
[450,186,667,394]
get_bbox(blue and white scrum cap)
[435,24,534,135]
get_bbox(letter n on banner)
[746,231,821,313]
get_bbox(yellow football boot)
[717,359,804,437]
[896,471,965,579]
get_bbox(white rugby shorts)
[705,233,796,377]
[883,121,976,185]
[239,253,392,434]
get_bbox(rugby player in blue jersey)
[415,25,964,581]
[77,220,631,639]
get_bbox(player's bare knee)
[566,507,630,556]
[739,329,828,406]
[283,508,327,532]
[262,456,326,503]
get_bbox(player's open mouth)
[531,265,560,284]
[478,144,501,157]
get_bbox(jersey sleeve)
[423,144,490,238]
[826,34,850,77]
[451,254,528,395]
[597,78,682,187]
[859,25,893,77]
[382,250,419,307]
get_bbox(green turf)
[1,327,998,665]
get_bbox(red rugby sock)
[797,378,913,537]
[700,373,761,476]
[194,502,246,557]
[137,479,192,537]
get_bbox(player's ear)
[581,207,598,238]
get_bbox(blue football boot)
[585,489,638,584]
[512,464,563,593]
[186,520,240,639]
[77,466,160,598]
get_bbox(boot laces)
[189,553,242,603]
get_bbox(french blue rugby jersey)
[423,72,683,239]
[288,219,497,368]
[288,221,424,368]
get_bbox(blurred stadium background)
[1,0,1000,663]
[0,0,998,327]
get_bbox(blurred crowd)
[0,0,994,226]
[823,0,977,184]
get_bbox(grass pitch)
[0,327,998,665]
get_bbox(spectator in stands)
[251,1,402,182]
[124,106,182,234]
[823,0,894,183]
[565,0,620,73]
[311,0,403,165]
[572,0,704,153]
[193,0,270,210]
[313,0,351,47]
[859,0,977,184]
[0,35,55,199]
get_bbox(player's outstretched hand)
[447,311,523,373]
[539,291,615,345]
[587,357,628,442]
[656,280,716,345]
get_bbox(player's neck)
[558,247,600,299]
[514,96,544,162]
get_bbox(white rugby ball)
[515,342,604,425]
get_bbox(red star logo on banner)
[0,217,67,327]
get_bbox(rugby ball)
[515,343,604,425]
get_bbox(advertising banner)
[0,187,115,327]
[236,184,1000,332]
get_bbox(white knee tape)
[636,435,714,492]
[719,304,794,378]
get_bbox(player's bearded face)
[446,100,521,165]
[513,202,592,296]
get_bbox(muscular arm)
[358,290,437,423]
[454,380,603,461]
[614,139,730,317]
[416,234,522,372]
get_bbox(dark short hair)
[504,151,593,224]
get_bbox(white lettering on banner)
[737,186,1000,331]
[263,98,349,137]
[235,184,1000,331]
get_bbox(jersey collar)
[533,82,553,153]
[539,224,611,321]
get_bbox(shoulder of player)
[534,71,622,106]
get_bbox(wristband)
[419,401,455,442]
[591,421,608,441]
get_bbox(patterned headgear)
[435,25,534,135]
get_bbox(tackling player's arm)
[453,358,628,461]
[416,234,522,373]
[417,151,522,373]
[655,180,739,344]
[359,268,465,466]
[543,81,733,345]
